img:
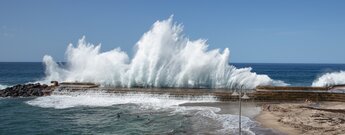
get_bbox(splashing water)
[0,84,9,90]
[42,17,286,89]
[312,71,345,87]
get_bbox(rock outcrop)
[0,83,54,97]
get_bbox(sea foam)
[0,84,9,90]
[26,91,256,134]
[193,109,256,135]
[41,17,286,89]
[312,71,345,87]
[26,91,217,109]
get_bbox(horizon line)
[0,61,344,65]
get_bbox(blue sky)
[0,0,344,63]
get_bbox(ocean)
[1,62,345,135]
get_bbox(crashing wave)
[41,17,286,89]
[312,71,345,87]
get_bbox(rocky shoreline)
[0,83,55,97]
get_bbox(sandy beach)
[256,102,345,135]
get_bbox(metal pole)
[239,90,241,135]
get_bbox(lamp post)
[232,90,250,135]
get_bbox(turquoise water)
[0,97,190,134]
[0,92,264,135]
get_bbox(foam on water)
[312,71,345,87]
[193,109,256,135]
[26,91,257,134]
[0,84,9,90]
[41,17,287,90]
[26,91,217,109]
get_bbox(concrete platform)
[53,82,345,102]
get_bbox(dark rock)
[0,83,55,97]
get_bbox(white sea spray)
[312,71,345,87]
[40,17,286,90]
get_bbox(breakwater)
[56,83,345,102]
[2,82,345,102]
